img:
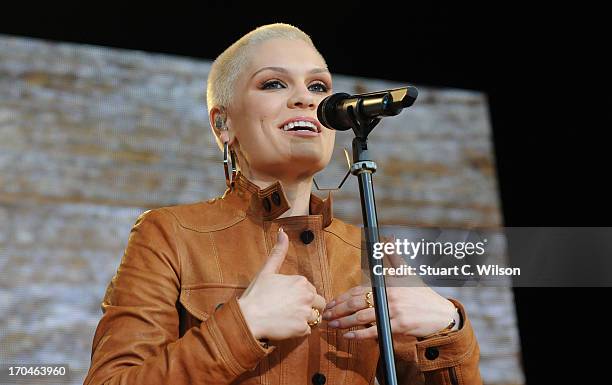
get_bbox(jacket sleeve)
[83,208,273,385]
[382,298,482,385]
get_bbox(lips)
[278,117,322,133]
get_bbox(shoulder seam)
[158,207,182,282]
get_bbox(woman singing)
[84,23,482,385]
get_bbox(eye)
[308,82,329,93]
[261,80,286,90]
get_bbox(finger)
[312,294,326,311]
[327,307,376,329]
[380,233,404,269]
[324,288,371,320]
[260,227,289,274]
[325,296,367,320]
[387,243,406,269]
[325,285,369,310]
[382,234,426,287]
[301,277,317,294]
[299,321,312,336]
[343,325,378,340]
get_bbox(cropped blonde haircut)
[206,23,326,150]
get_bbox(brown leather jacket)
[84,172,482,385]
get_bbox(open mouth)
[278,119,322,133]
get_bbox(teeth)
[281,121,318,132]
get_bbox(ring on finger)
[364,291,374,308]
[308,308,322,327]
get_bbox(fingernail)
[329,320,339,328]
[322,310,332,320]
[278,226,284,233]
[325,300,335,309]
[343,332,355,339]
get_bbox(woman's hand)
[322,285,460,340]
[238,228,326,340]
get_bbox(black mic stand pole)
[347,111,397,385]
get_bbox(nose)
[287,86,316,109]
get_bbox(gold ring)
[365,291,374,308]
[308,308,322,327]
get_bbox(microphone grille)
[317,92,350,130]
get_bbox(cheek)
[243,92,284,124]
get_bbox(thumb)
[260,227,289,275]
[386,233,405,269]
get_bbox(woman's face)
[227,38,336,180]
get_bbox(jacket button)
[300,230,315,244]
[271,191,281,206]
[425,346,439,360]
[312,372,326,385]
[262,197,271,212]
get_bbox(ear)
[209,105,235,146]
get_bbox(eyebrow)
[250,66,330,79]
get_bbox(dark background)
[3,3,609,383]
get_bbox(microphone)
[317,86,418,131]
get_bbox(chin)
[278,158,328,179]
[290,153,328,169]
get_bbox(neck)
[241,169,313,217]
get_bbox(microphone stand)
[347,113,398,385]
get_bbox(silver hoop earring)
[313,148,352,192]
[223,140,238,188]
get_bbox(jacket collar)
[221,171,334,228]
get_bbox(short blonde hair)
[206,23,326,150]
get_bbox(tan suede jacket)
[84,172,482,385]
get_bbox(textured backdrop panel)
[0,35,522,385]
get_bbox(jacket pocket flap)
[179,285,246,322]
